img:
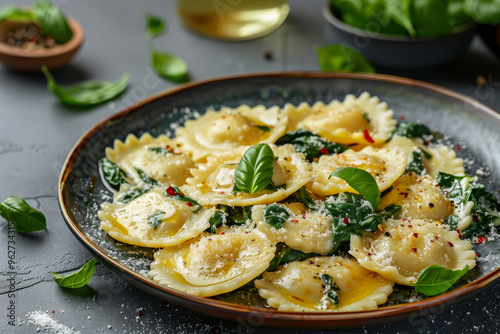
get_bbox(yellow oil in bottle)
[177,0,290,41]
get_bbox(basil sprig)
[317,45,375,73]
[263,204,289,229]
[34,0,72,44]
[412,265,469,296]
[0,196,46,233]
[41,66,129,107]
[50,258,95,289]
[329,167,381,210]
[98,158,128,191]
[234,143,275,195]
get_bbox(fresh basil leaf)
[393,122,431,139]
[234,143,275,195]
[447,0,472,27]
[163,185,201,212]
[145,12,166,39]
[134,167,158,185]
[115,186,150,204]
[34,0,73,44]
[0,195,46,233]
[147,210,165,230]
[0,5,34,22]
[98,158,128,190]
[263,205,289,229]
[276,130,348,162]
[329,167,381,210]
[384,0,416,36]
[325,192,382,252]
[150,44,189,83]
[317,45,375,73]
[405,149,426,175]
[412,264,469,296]
[41,66,129,107]
[463,0,500,24]
[50,258,95,289]
[266,244,315,272]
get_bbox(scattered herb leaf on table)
[317,45,375,73]
[145,12,166,39]
[50,258,96,288]
[150,44,189,83]
[41,66,129,107]
[0,195,46,233]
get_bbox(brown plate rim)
[58,71,500,328]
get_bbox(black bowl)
[323,2,477,69]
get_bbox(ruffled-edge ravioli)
[106,133,195,186]
[98,189,215,248]
[307,146,406,197]
[350,219,476,286]
[255,256,394,312]
[149,228,276,297]
[183,144,312,206]
[283,92,396,145]
[385,136,464,178]
[253,202,333,255]
[176,105,288,161]
[378,173,454,221]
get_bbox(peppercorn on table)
[1,0,500,333]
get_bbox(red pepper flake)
[291,219,299,223]
[456,230,461,238]
[411,248,417,252]
[186,202,193,207]
[52,310,55,314]
[473,214,479,223]
[363,129,375,143]
[448,242,454,247]
[196,244,199,247]
[220,232,225,235]
[453,145,461,151]
[399,115,405,120]
[402,219,406,221]
[344,217,349,224]
[166,186,177,196]
[413,233,418,238]
[307,260,315,264]
[219,191,225,195]
[320,148,329,155]
[476,253,480,257]
[408,225,413,228]
[435,236,439,240]
[138,309,144,317]
[302,212,306,219]
[477,236,486,244]
[245,231,249,234]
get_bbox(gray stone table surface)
[1,0,500,333]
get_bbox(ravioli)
[255,256,394,312]
[378,173,454,221]
[284,92,396,145]
[307,146,406,197]
[350,219,476,285]
[253,202,333,255]
[176,105,288,161]
[98,189,215,248]
[149,228,276,297]
[106,133,195,186]
[183,144,312,206]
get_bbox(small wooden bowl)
[0,17,84,72]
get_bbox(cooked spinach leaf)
[163,185,201,213]
[98,158,128,190]
[405,149,426,175]
[412,264,469,296]
[208,206,228,233]
[148,147,174,155]
[226,205,253,224]
[266,244,315,272]
[393,122,431,139]
[320,273,341,307]
[115,186,150,204]
[276,130,348,162]
[134,167,158,185]
[146,210,165,230]
[297,187,318,210]
[263,204,289,229]
[0,195,46,233]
